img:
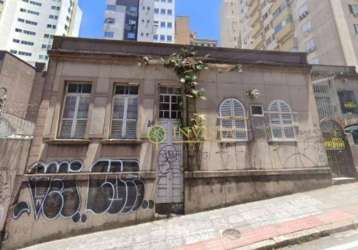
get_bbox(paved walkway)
[23,183,358,250]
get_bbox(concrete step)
[332,177,357,185]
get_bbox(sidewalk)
[22,183,358,250]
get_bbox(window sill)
[268,140,297,145]
[101,139,144,145]
[44,139,91,145]
[219,140,248,144]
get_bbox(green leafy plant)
[180,113,206,141]
[163,48,208,101]
[162,48,208,141]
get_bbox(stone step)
[332,177,357,185]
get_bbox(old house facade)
[1,37,331,249]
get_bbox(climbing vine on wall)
[162,48,208,141]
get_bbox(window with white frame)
[111,85,138,139]
[268,100,296,141]
[159,87,181,119]
[60,83,91,139]
[219,98,248,141]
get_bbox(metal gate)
[321,120,356,177]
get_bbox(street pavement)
[282,229,358,250]
[22,183,358,250]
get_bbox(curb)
[236,219,358,250]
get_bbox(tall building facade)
[292,0,358,66]
[230,0,296,51]
[175,16,218,47]
[175,16,191,44]
[104,0,175,43]
[0,0,82,66]
[220,0,241,48]
[222,0,358,67]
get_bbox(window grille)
[268,100,296,141]
[219,98,248,141]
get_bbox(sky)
[78,0,221,41]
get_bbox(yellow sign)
[324,137,345,150]
[344,101,357,109]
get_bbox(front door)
[156,87,184,214]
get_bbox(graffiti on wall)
[0,168,11,203]
[87,160,152,214]
[156,145,183,204]
[12,160,154,223]
[0,168,11,225]
[13,161,83,222]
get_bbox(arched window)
[268,100,296,141]
[219,98,248,141]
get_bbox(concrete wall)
[185,169,331,214]
[1,51,331,248]
[0,53,36,119]
[185,64,330,213]
[0,139,32,236]
[4,172,156,249]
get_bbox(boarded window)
[60,83,91,139]
[219,98,248,141]
[268,100,296,141]
[111,85,138,139]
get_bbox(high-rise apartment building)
[220,0,241,48]
[104,0,175,43]
[222,0,358,67]
[293,0,358,66]
[230,0,296,51]
[0,0,82,66]
[104,0,140,41]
